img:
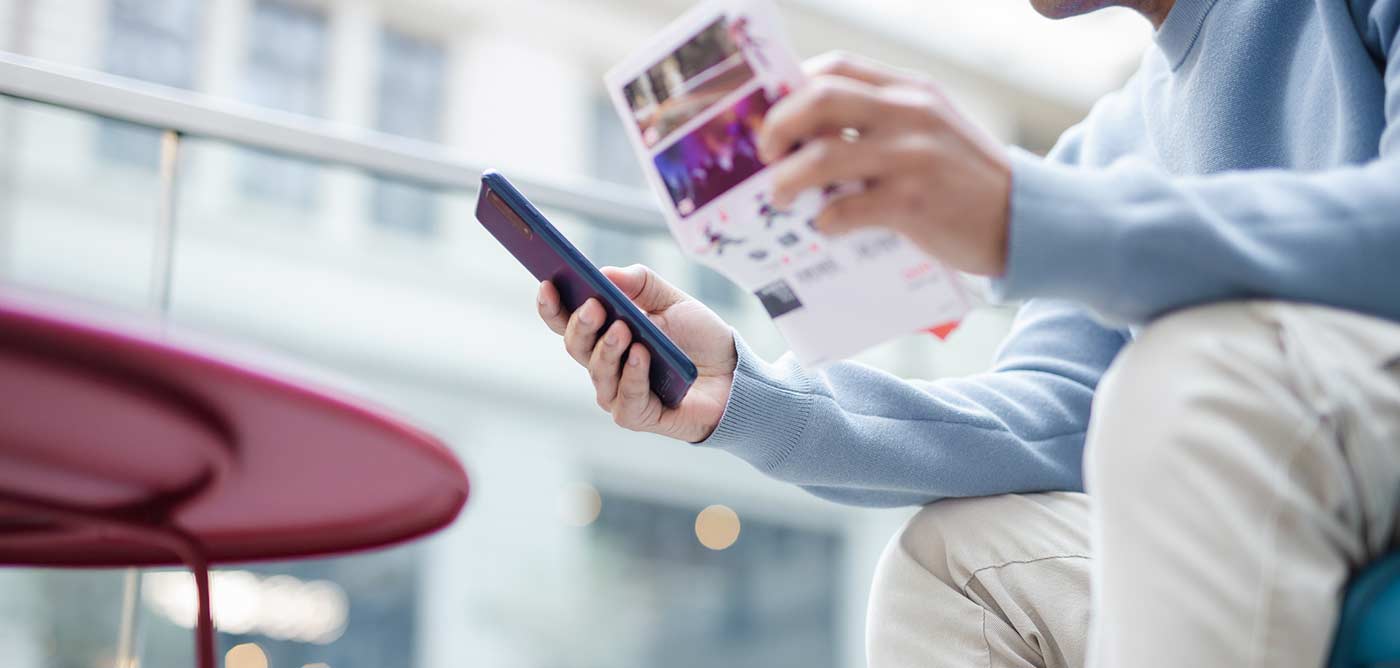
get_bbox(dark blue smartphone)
[475,170,697,408]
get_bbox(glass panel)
[137,549,419,667]
[589,93,645,189]
[0,568,126,668]
[165,136,857,667]
[590,492,841,668]
[371,27,445,236]
[692,263,740,310]
[0,97,161,309]
[371,177,440,236]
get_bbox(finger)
[803,51,915,87]
[563,298,606,366]
[813,180,902,236]
[537,281,569,335]
[758,76,886,163]
[769,135,928,208]
[588,320,632,410]
[612,343,661,431]
[601,265,686,312]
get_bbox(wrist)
[693,336,815,475]
[988,147,1120,306]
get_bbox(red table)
[0,291,470,668]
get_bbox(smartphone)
[475,170,697,407]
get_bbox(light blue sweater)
[697,0,1400,507]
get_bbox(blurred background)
[0,1,1149,666]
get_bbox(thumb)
[601,265,685,312]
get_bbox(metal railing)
[0,52,668,235]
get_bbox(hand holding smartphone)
[475,170,698,408]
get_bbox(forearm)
[699,301,1127,507]
[996,151,1400,325]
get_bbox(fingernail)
[628,352,641,366]
[579,309,594,326]
[606,329,620,346]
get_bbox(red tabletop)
[0,290,469,567]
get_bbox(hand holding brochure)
[605,0,974,366]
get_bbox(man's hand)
[537,264,737,443]
[759,52,1013,276]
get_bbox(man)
[536,0,1400,665]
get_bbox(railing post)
[150,129,182,312]
[114,568,143,668]
[116,127,184,668]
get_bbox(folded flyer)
[604,0,974,366]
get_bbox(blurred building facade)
[0,1,1143,666]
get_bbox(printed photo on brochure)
[622,16,757,148]
[653,87,774,216]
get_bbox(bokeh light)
[144,570,349,645]
[695,505,741,550]
[558,482,603,527]
[224,643,267,668]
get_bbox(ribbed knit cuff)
[988,148,1120,308]
[694,334,815,474]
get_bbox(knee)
[873,497,1023,599]
[868,494,1091,667]
[873,493,1087,591]
[874,501,981,590]
[1086,301,1280,496]
[867,502,995,664]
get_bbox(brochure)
[605,0,974,366]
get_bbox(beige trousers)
[867,301,1400,668]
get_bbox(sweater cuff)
[989,148,1120,307]
[694,334,815,474]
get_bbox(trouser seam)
[965,554,1091,668]
[959,554,1092,594]
[1246,414,1329,668]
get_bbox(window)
[99,0,202,167]
[590,94,645,189]
[587,94,647,268]
[241,0,327,208]
[371,27,445,236]
[591,492,841,668]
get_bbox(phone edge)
[479,170,700,384]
